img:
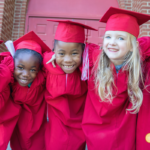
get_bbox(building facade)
[0,0,150,52]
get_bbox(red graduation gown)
[136,59,150,150]
[10,71,46,150]
[82,49,137,150]
[0,52,21,150]
[43,51,87,150]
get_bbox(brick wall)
[12,0,150,43]
[0,0,29,52]
[117,0,150,37]
[12,0,29,41]
[0,0,4,40]
[117,0,132,10]
[0,0,150,52]
[0,0,15,52]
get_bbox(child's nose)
[109,38,116,45]
[64,55,72,62]
[22,70,29,77]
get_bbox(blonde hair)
[93,32,143,113]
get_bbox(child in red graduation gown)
[43,20,98,150]
[82,7,150,150]
[10,31,51,150]
[0,41,21,150]
[136,36,150,150]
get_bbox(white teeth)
[64,65,74,68]
[108,48,118,51]
[20,79,28,83]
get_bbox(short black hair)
[52,39,85,51]
[14,49,43,69]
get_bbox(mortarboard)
[13,31,51,55]
[100,7,150,38]
[47,20,98,43]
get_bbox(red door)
[25,0,119,48]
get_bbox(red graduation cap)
[100,7,150,38]
[13,31,51,55]
[47,20,98,43]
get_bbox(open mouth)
[19,79,30,85]
[108,48,118,52]
[63,65,75,70]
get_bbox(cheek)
[13,68,20,77]
[119,42,128,49]
[13,70,21,81]
[55,56,62,66]
[103,42,108,52]
[119,45,129,55]
[103,39,107,46]
[103,46,107,54]
[31,72,38,81]
[74,55,82,65]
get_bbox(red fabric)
[47,20,97,43]
[136,36,150,150]
[0,40,3,44]
[10,31,50,150]
[10,71,46,150]
[15,40,42,55]
[82,48,137,150]
[13,31,51,55]
[43,51,87,150]
[138,36,150,61]
[136,61,150,150]
[100,7,150,38]
[0,52,21,150]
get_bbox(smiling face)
[54,40,83,74]
[103,31,132,66]
[14,52,40,87]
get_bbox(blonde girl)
[82,7,150,150]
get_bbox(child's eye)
[59,53,64,56]
[31,69,36,72]
[119,37,124,40]
[105,36,111,39]
[18,66,23,70]
[72,53,78,55]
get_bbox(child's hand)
[1,55,14,73]
[46,54,56,67]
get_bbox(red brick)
[20,3,26,6]
[16,1,23,4]
[141,9,148,13]
[126,7,132,10]
[142,6,150,10]
[141,2,147,6]
[141,32,149,35]
[126,4,131,7]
